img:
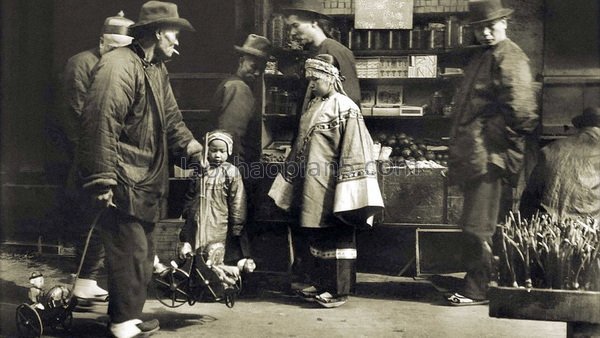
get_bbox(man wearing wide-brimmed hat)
[446,0,539,306]
[78,2,204,337]
[520,107,600,220]
[60,10,134,307]
[215,34,272,167]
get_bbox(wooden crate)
[489,286,600,324]
[415,227,466,276]
[489,286,600,337]
[380,167,446,224]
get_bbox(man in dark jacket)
[520,107,600,220]
[62,10,134,303]
[282,7,361,105]
[446,0,538,305]
[78,2,203,337]
[215,34,272,166]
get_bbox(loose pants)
[460,172,502,300]
[307,225,356,296]
[99,208,155,324]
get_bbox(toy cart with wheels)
[16,285,77,338]
[153,252,242,309]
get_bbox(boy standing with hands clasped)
[178,130,255,275]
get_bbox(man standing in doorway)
[215,34,272,167]
[282,8,361,106]
[214,34,271,263]
[446,0,538,305]
[62,10,134,303]
[78,2,204,337]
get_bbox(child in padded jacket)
[178,130,254,272]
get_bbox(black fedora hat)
[572,107,600,128]
[279,7,332,22]
[130,1,195,32]
[234,34,272,59]
[467,0,514,25]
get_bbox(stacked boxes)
[320,0,354,15]
[408,55,437,78]
[356,57,381,78]
[413,0,469,13]
[357,56,436,79]
[378,57,409,78]
[289,0,355,15]
[285,0,467,16]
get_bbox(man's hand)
[186,139,207,169]
[92,189,116,209]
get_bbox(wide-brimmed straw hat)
[234,34,272,59]
[467,0,514,25]
[129,1,195,31]
[572,107,600,128]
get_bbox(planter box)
[489,286,600,324]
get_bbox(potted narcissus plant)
[489,212,600,335]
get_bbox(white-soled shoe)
[109,319,160,338]
[72,278,108,301]
[109,319,142,338]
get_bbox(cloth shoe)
[72,278,108,300]
[296,285,320,302]
[109,319,160,338]
[314,292,348,308]
[446,292,489,306]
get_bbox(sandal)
[446,293,489,306]
[296,286,320,302]
[315,292,348,308]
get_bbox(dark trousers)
[75,208,105,280]
[460,172,502,300]
[307,225,356,296]
[99,208,155,324]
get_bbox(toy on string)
[16,271,77,337]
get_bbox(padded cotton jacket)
[448,39,539,186]
[78,43,195,222]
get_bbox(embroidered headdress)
[304,54,347,97]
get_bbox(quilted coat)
[78,43,195,222]
[448,39,539,187]
[520,126,600,220]
[179,162,247,254]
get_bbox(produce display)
[374,132,448,166]
[498,212,600,291]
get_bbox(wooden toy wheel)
[224,288,236,308]
[154,267,190,308]
[61,311,73,331]
[15,304,43,338]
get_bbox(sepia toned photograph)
[0,0,599,337]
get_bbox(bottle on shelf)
[409,25,424,50]
[430,91,444,116]
[266,86,279,115]
[349,28,361,50]
[268,14,285,48]
[373,30,387,50]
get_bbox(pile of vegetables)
[498,212,600,291]
[374,132,448,165]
